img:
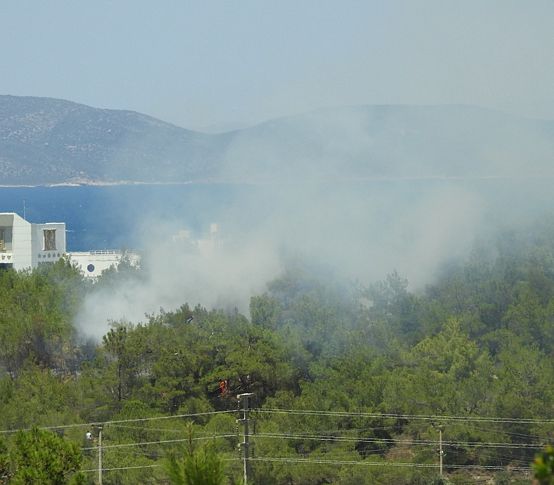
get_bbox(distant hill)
[1,95,553,185]
[221,105,554,182]
[0,95,230,185]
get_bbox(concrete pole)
[439,428,443,477]
[237,393,254,485]
[98,426,103,485]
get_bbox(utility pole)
[237,393,254,485]
[439,427,443,478]
[97,425,103,485]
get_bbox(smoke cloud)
[75,105,554,338]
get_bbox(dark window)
[43,229,56,250]
[87,264,95,273]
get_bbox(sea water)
[0,178,552,252]
[0,184,246,251]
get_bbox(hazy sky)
[1,1,552,130]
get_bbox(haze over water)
[2,176,551,263]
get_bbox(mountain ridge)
[1,95,553,185]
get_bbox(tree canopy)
[1,221,554,483]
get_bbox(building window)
[0,229,4,251]
[43,229,56,251]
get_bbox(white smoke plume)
[75,105,554,338]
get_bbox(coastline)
[0,180,200,189]
[0,178,266,188]
[1,174,553,189]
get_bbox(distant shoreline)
[0,179,237,188]
[1,174,553,189]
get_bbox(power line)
[105,424,187,433]
[246,457,531,472]
[1,405,542,479]
[106,423,238,435]
[0,410,235,435]
[82,434,236,451]
[4,407,553,435]
[87,437,536,473]
[83,458,243,474]
[82,464,161,473]
[78,456,532,475]
[109,423,403,436]
[75,425,541,477]
[256,408,554,424]
[251,432,545,450]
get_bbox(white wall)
[68,251,140,278]
[0,214,67,270]
[11,214,32,270]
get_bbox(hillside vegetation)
[0,220,554,483]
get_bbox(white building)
[1,212,218,278]
[0,212,139,277]
[0,212,66,270]
[69,250,140,278]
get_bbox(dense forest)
[1,219,554,484]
